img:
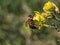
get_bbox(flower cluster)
[26,1,59,30]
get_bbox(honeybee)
[26,15,37,29]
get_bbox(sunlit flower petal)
[43,1,59,13]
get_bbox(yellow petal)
[52,3,59,12]
[43,24,50,27]
[33,11,41,22]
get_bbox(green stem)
[54,15,60,22]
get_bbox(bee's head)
[28,15,33,18]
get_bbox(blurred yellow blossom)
[33,11,46,29]
[33,11,46,22]
[43,1,59,13]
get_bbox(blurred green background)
[0,0,60,45]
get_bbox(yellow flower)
[43,1,59,13]
[33,11,46,29]
[33,11,46,22]
[43,1,54,11]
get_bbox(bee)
[26,15,37,29]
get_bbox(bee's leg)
[30,26,37,29]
